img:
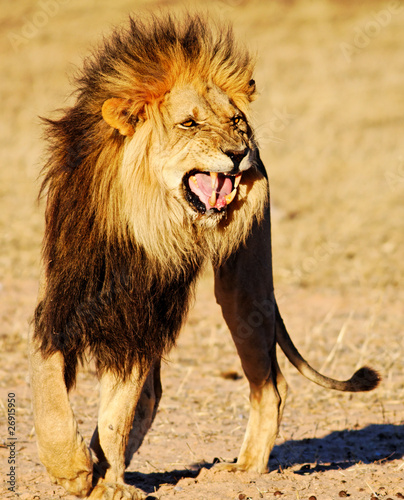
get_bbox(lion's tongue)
[189,173,236,211]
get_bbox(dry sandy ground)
[1,0,403,499]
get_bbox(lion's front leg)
[89,366,148,499]
[29,330,93,497]
[214,210,288,473]
[124,359,162,467]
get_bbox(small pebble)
[274,492,283,497]
[339,492,349,497]
[238,494,246,500]
[221,370,241,380]
[309,496,317,500]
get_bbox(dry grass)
[0,0,403,498]
[1,0,404,286]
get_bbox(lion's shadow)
[125,424,404,499]
[125,468,198,498]
[269,423,404,474]
[126,423,403,495]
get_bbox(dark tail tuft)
[348,366,381,392]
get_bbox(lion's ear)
[247,79,257,101]
[102,98,135,136]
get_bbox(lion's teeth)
[225,189,237,205]
[190,175,198,186]
[209,191,217,207]
[234,173,242,188]
[210,172,218,189]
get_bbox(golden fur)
[93,19,266,272]
[30,13,379,499]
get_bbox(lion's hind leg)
[29,330,93,497]
[231,355,287,473]
[213,345,287,474]
[214,211,288,473]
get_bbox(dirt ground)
[1,0,403,499]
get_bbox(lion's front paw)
[49,470,92,497]
[87,482,145,500]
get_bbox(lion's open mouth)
[183,171,242,214]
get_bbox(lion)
[29,13,380,499]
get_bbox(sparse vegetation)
[0,1,403,498]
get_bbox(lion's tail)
[275,303,381,392]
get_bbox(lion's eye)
[232,116,242,126]
[180,119,198,128]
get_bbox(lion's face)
[155,83,256,221]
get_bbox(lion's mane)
[35,14,268,390]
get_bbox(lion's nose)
[225,148,249,171]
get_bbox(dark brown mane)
[35,14,258,390]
